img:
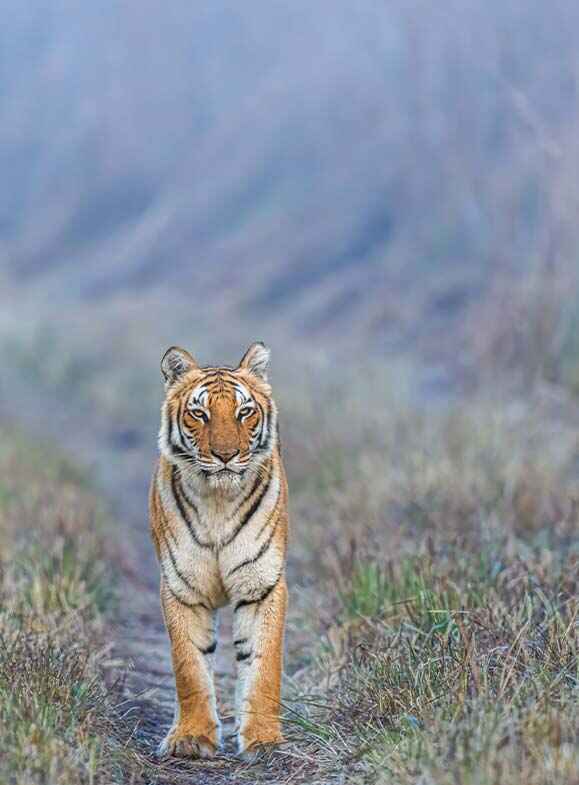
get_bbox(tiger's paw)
[158,725,219,759]
[238,730,284,763]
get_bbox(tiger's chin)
[205,469,245,495]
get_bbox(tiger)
[149,341,289,761]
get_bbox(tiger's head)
[158,342,277,492]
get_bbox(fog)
[2,0,579,461]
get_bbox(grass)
[280,394,579,784]
[0,425,141,785]
[328,552,577,784]
[1,299,579,783]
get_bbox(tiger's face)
[158,342,277,491]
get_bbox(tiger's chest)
[156,475,284,608]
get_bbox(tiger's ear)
[161,346,198,386]
[238,341,270,380]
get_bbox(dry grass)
[277,391,579,784]
[0,426,145,785]
[1,367,578,784]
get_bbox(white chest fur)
[157,468,284,609]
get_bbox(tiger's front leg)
[233,576,288,760]
[158,581,221,759]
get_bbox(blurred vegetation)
[3,1,579,377]
[467,260,579,394]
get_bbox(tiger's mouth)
[202,466,245,478]
[204,467,247,493]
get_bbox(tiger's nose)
[211,447,240,463]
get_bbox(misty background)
[2,0,579,512]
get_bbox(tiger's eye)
[239,406,253,418]
[191,408,206,419]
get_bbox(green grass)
[286,542,578,784]
[340,557,490,629]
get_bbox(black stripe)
[198,640,217,655]
[176,474,199,517]
[171,467,213,549]
[176,397,185,438]
[256,401,268,448]
[236,650,252,662]
[167,442,192,462]
[161,517,179,548]
[202,375,232,390]
[161,529,206,597]
[234,573,281,612]
[262,401,272,446]
[256,401,266,446]
[169,589,206,611]
[255,491,281,538]
[226,512,280,576]
[155,496,180,549]
[177,398,197,452]
[166,411,192,462]
[233,637,247,646]
[222,468,272,547]
[254,403,274,454]
[165,408,176,453]
[231,471,263,519]
[167,404,185,450]
[162,572,209,611]
[165,405,195,463]
[156,529,208,607]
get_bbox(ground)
[1,381,578,784]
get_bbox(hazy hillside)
[3,0,579,350]
[3,0,579,512]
